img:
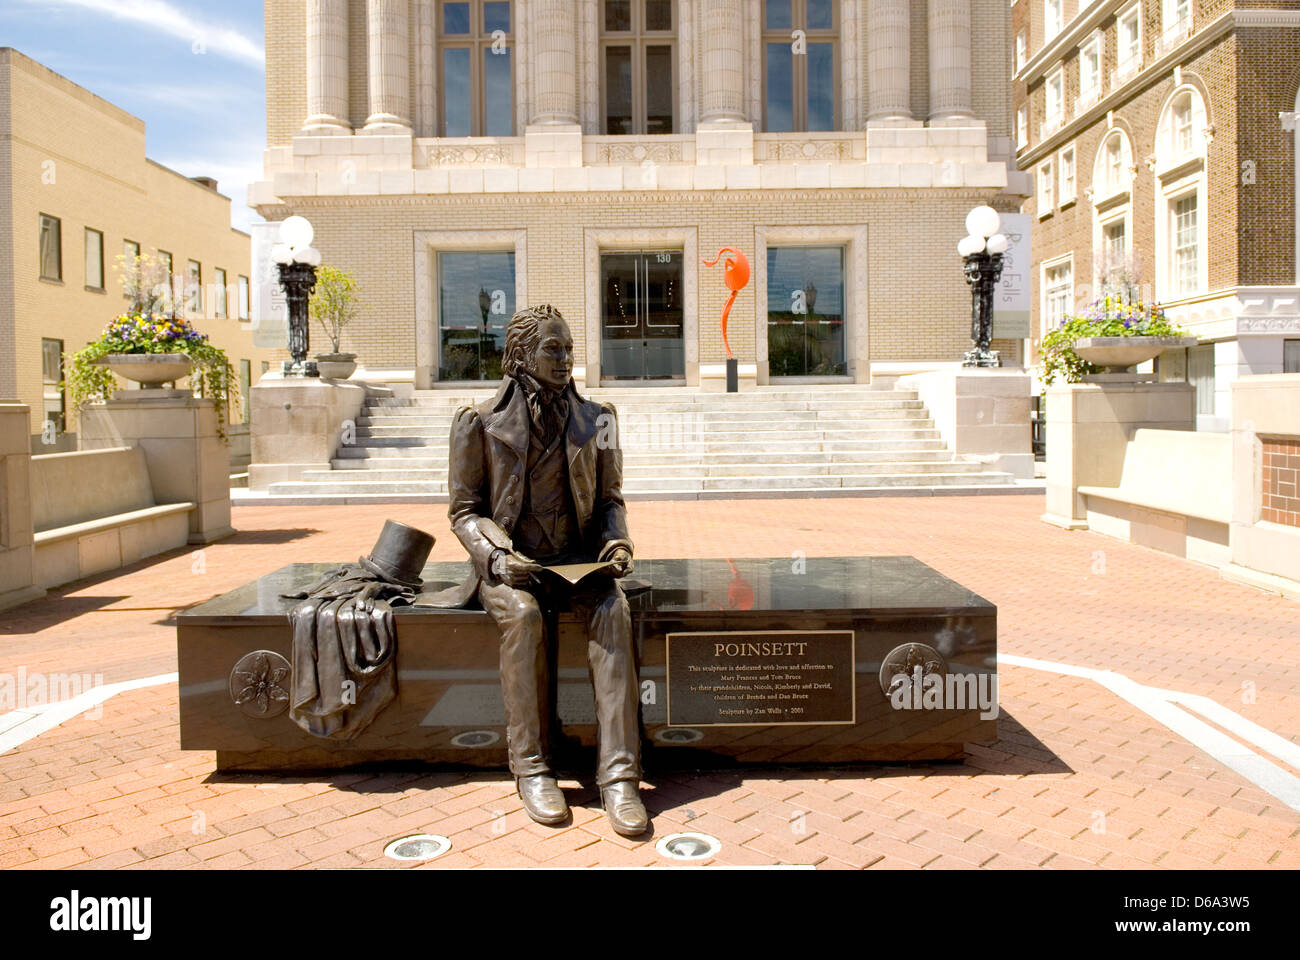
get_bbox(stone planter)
[1073,336,1198,373]
[98,353,193,388]
[314,352,357,380]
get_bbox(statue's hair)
[503,303,567,378]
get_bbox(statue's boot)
[517,774,569,825]
[601,781,649,837]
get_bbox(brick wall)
[1262,436,1300,527]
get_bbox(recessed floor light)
[450,730,500,747]
[655,727,703,743]
[656,832,721,861]
[384,834,451,862]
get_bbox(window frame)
[599,0,677,135]
[238,275,251,322]
[437,0,514,138]
[1058,144,1076,205]
[1042,255,1074,339]
[1117,3,1142,74]
[41,337,65,434]
[186,259,203,317]
[214,267,228,319]
[1017,105,1029,148]
[761,0,840,133]
[39,214,62,282]
[84,227,105,292]
[1044,66,1064,132]
[1044,0,1063,42]
[1015,30,1027,73]
[1077,33,1102,105]
[1038,158,1055,216]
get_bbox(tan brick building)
[0,49,282,448]
[1014,1,1300,428]
[252,0,1031,392]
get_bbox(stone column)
[699,0,746,123]
[927,0,974,122]
[531,0,579,124]
[365,0,412,130]
[866,0,912,122]
[303,0,351,132]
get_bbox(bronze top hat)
[359,520,435,587]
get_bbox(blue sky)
[0,0,267,231]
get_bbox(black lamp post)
[274,216,322,377]
[958,205,1009,368]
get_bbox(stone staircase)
[259,385,1023,500]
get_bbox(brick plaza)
[1,493,1297,869]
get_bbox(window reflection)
[438,251,515,381]
[767,246,847,377]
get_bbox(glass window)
[766,246,846,377]
[1059,146,1075,202]
[214,267,228,319]
[1284,340,1300,374]
[1119,9,1141,66]
[84,228,104,290]
[1044,0,1062,40]
[1015,31,1027,72]
[238,275,250,321]
[39,214,61,281]
[1044,260,1073,335]
[1080,39,1101,96]
[187,260,202,315]
[1172,94,1194,154]
[439,1,512,136]
[1103,219,1127,262]
[601,0,674,135]
[1045,70,1063,126]
[438,251,515,381]
[1038,160,1054,212]
[122,240,140,297]
[41,338,64,434]
[1172,193,1199,296]
[1017,106,1028,148]
[1188,344,1214,414]
[763,0,837,132]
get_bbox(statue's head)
[503,304,573,392]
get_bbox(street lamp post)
[273,216,323,377]
[958,205,1009,368]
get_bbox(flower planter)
[314,352,357,380]
[97,353,193,388]
[1072,336,1198,374]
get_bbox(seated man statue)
[434,303,647,837]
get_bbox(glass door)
[600,250,684,380]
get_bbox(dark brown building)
[1013,0,1300,429]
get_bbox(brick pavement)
[2,495,1299,869]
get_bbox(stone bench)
[178,557,999,772]
[31,446,194,588]
[1077,428,1231,565]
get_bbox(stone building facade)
[0,49,282,447]
[1014,1,1300,428]
[252,0,1030,391]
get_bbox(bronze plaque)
[666,630,855,727]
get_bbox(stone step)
[330,447,959,468]
[361,398,928,417]
[356,420,936,439]
[266,471,1015,497]
[305,460,985,483]
[335,436,952,458]
[370,389,922,407]
[357,406,930,427]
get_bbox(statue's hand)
[607,547,634,578]
[493,550,543,587]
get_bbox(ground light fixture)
[383,834,452,863]
[958,204,1008,368]
[656,832,722,861]
[273,215,323,377]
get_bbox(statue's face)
[529,316,574,392]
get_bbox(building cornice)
[1017,10,1243,168]
[1018,0,1125,86]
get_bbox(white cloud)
[19,0,264,68]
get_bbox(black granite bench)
[177,557,998,771]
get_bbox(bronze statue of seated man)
[428,304,647,837]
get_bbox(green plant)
[1040,296,1186,385]
[66,313,241,441]
[309,265,361,354]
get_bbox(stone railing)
[753,132,865,164]
[581,135,695,166]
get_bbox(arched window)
[1092,129,1134,293]
[1154,86,1210,299]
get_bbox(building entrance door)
[600,251,684,381]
